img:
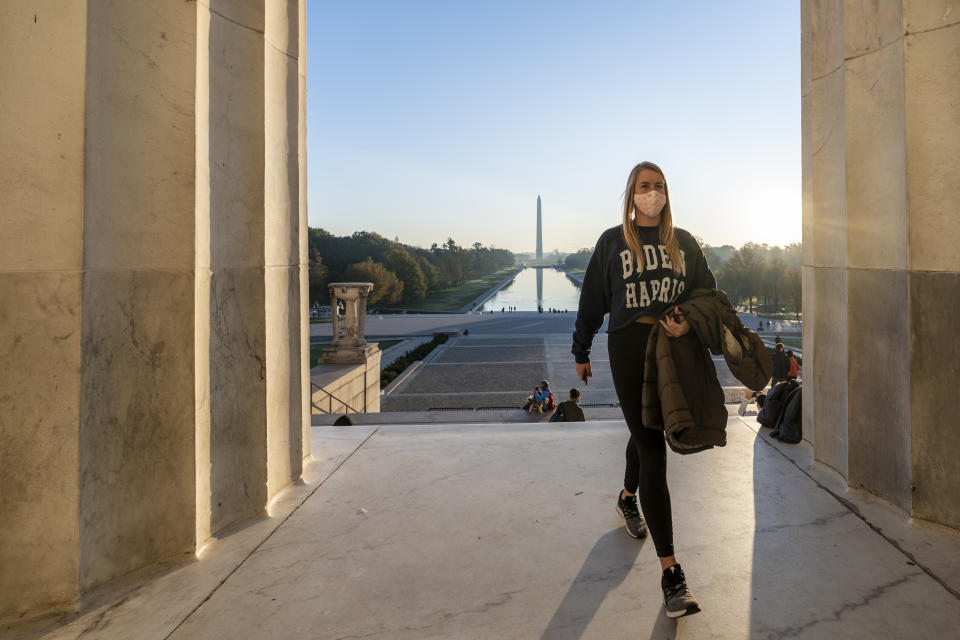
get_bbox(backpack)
[757,380,798,428]
[546,390,556,412]
[772,386,803,443]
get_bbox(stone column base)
[321,343,379,365]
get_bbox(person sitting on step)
[524,380,555,414]
[550,388,585,422]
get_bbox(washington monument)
[536,195,543,260]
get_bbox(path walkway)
[371,313,750,413]
[19,419,960,639]
[310,310,577,341]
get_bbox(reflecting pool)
[479,267,582,312]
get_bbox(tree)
[716,253,745,308]
[737,244,766,312]
[703,244,735,269]
[385,249,427,302]
[343,259,403,305]
[763,255,787,313]
[416,255,443,291]
[564,248,592,270]
[433,238,466,286]
[307,227,514,303]
[784,267,802,320]
[308,249,329,303]
[782,242,802,268]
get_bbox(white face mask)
[633,190,666,218]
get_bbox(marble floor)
[12,419,960,640]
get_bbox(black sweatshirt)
[571,224,716,364]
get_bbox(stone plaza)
[7,412,960,639]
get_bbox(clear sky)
[306,1,800,254]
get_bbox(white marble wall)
[806,0,849,478]
[803,0,960,525]
[800,0,815,447]
[0,3,86,616]
[299,0,312,463]
[903,0,960,526]
[265,0,306,498]
[311,354,384,415]
[0,0,310,622]
[78,0,199,593]
[843,0,912,510]
[195,0,269,544]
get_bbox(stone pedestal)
[322,283,376,364]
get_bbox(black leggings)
[608,322,674,558]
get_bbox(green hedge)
[381,334,449,388]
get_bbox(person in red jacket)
[787,350,800,381]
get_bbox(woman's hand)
[576,361,593,384]
[659,306,690,338]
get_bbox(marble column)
[1,0,311,621]
[264,0,305,499]
[843,0,911,509]
[903,0,960,526]
[195,0,269,544]
[298,0,312,461]
[800,0,815,447]
[806,0,849,479]
[803,0,960,528]
[0,1,87,616]
[77,0,199,594]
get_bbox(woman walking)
[572,161,716,618]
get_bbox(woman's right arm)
[571,237,610,365]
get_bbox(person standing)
[772,343,789,385]
[572,161,716,618]
[787,350,800,382]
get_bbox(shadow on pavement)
[539,528,674,640]
[646,606,679,640]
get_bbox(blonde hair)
[621,161,685,276]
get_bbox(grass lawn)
[397,267,519,312]
[309,318,332,324]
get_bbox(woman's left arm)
[661,236,715,337]
[689,241,717,291]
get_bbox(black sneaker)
[661,564,701,618]
[615,493,648,539]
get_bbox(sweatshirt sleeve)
[572,235,611,364]
[686,238,716,291]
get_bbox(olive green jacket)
[642,289,773,454]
